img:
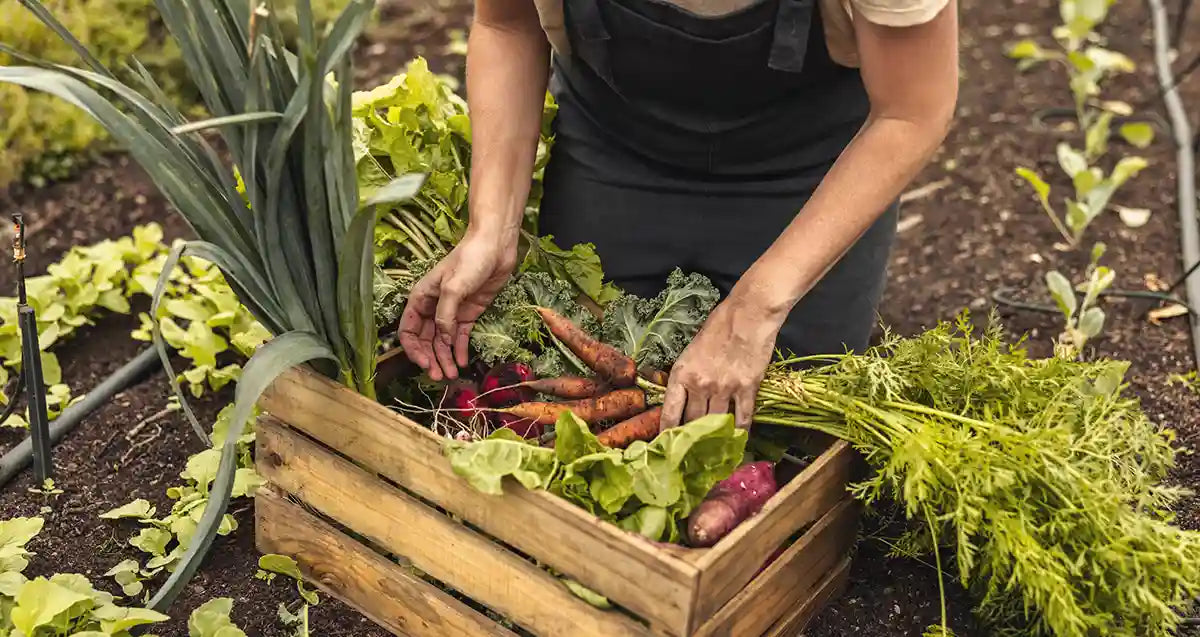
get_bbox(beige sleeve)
[850,0,951,27]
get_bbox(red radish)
[480,362,536,407]
[490,412,544,439]
[685,461,779,548]
[441,380,482,415]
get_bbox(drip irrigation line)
[991,286,1199,316]
[1147,0,1200,370]
[0,346,160,489]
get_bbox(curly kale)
[600,269,720,370]
[469,271,604,369]
[372,256,441,328]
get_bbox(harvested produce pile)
[431,294,1200,636]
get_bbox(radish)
[441,379,483,422]
[685,461,778,548]
[480,362,536,407]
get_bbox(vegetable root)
[597,407,663,448]
[686,461,778,547]
[500,388,647,426]
[522,376,609,399]
[536,306,638,386]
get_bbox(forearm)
[464,11,551,241]
[736,114,950,317]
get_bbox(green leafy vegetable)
[446,411,747,543]
[601,268,720,370]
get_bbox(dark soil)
[2,0,1198,635]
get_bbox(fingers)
[734,387,756,429]
[683,387,710,423]
[659,380,687,430]
[397,284,438,369]
[454,322,473,368]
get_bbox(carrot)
[522,376,609,399]
[500,388,647,426]
[597,406,663,448]
[640,368,669,386]
[535,306,638,387]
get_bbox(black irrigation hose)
[0,346,160,489]
[991,286,1200,317]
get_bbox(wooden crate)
[255,367,859,637]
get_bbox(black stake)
[12,214,52,482]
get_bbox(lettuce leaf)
[443,411,747,543]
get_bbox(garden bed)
[1,0,1198,635]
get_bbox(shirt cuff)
[852,0,951,27]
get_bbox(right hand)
[397,228,518,381]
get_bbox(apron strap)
[767,0,815,73]
[567,0,616,83]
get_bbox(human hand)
[659,287,787,430]
[397,228,518,381]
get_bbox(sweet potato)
[522,376,609,399]
[597,407,662,448]
[535,306,637,387]
[685,461,779,548]
[499,388,647,426]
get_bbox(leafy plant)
[1015,146,1147,248]
[1,0,407,610]
[100,404,261,593]
[0,515,252,637]
[748,312,1200,636]
[1044,242,1114,357]
[0,223,165,428]
[445,411,748,543]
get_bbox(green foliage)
[130,244,270,397]
[1045,242,1114,357]
[99,404,260,594]
[444,412,747,543]
[0,0,182,187]
[356,61,617,306]
[0,223,164,428]
[754,312,1200,636]
[600,269,720,370]
[186,598,246,637]
[0,515,189,637]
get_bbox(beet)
[685,461,779,548]
[441,380,482,417]
[480,362,536,407]
[490,412,544,439]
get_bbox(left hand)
[660,288,787,430]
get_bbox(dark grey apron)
[538,0,899,357]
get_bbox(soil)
[2,0,1199,635]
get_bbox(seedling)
[1045,242,1115,358]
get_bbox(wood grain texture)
[764,557,852,637]
[693,500,858,637]
[256,488,513,637]
[691,440,856,629]
[258,367,697,635]
[257,418,652,637]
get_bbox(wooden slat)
[257,418,653,637]
[691,440,855,629]
[764,557,851,637]
[256,488,513,637]
[259,367,696,635]
[693,499,857,637]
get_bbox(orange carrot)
[597,406,663,448]
[500,388,646,426]
[535,307,638,387]
[640,368,669,386]
[522,376,609,399]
